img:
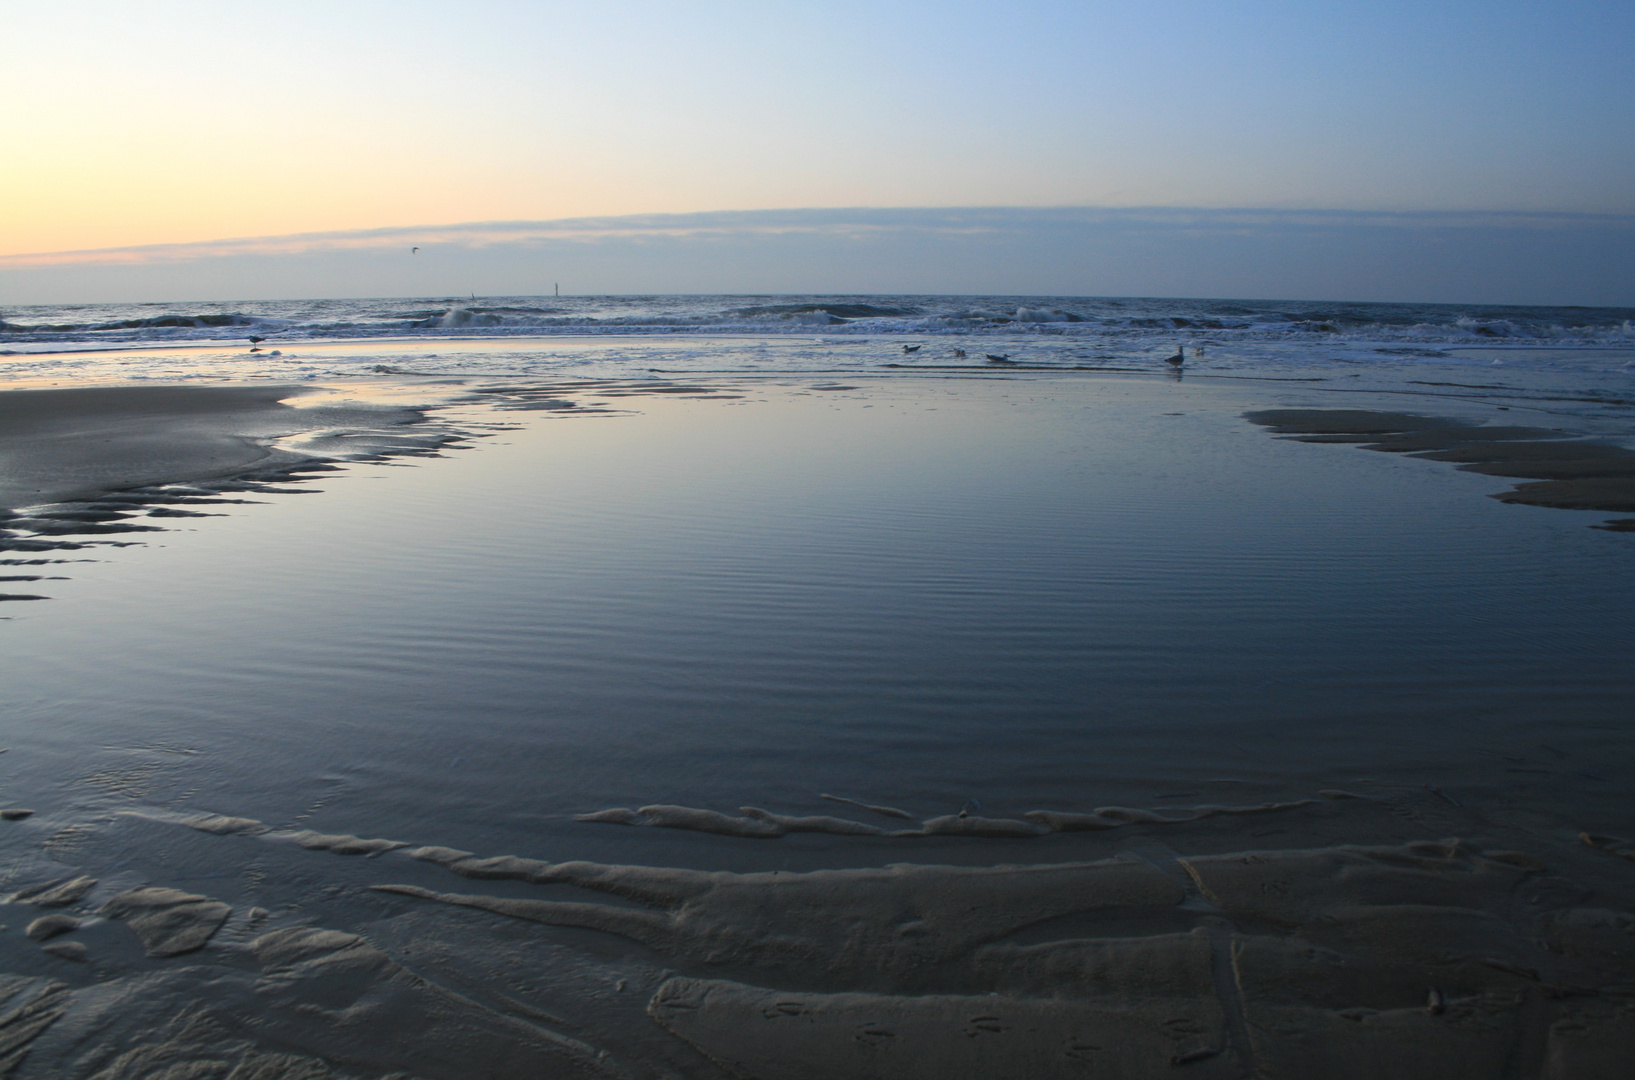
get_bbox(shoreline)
[8,374,1631,522]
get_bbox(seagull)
[952,348,967,359]
[248,335,265,345]
[985,353,1014,364]
[902,344,921,353]
[412,247,419,255]
[1164,347,1186,368]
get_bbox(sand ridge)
[10,787,1635,1078]
[0,384,475,591]
[368,833,1633,1078]
[1246,408,1635,517]
[572,792,1357,840]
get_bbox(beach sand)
[0,385,333,510]
[0,795,1631,1079]
[0,383,473,559]
[1247,407,1635,515]
[1,373,1632,1078]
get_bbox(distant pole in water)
[555,283,559,297]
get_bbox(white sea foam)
[2,295,1632,400]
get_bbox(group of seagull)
[899,343,1195,369]
[243,327,1194,367]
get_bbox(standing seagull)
[1164,346,1186,368]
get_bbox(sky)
[3,0,1632,304]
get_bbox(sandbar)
[0,384,315,511]
[1247,407,1635,513]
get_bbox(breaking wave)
[3,295,1631,350]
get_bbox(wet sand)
[0,385,321,510]
[1,794,1632,1079]
[1247,408,1635,520]
[1,375,1633,1077]
[0,383,470,558]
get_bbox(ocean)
[3,292,1633,375]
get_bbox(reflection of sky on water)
[2,375,1631,872]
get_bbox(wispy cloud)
[3,207,1631,306]
[7,207,1632,270]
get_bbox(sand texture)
[366,833,1635,1078]
[572,794,1344,840]
[648,974,1235,1079]
[0,383,469,563]
[100,887,231,957]
[13,876,97,907]
[0,385,312,511]
[0,790,1599,1077]
[1246,408,1635,514]
[2,789,1635,1078]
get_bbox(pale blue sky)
[3,1,1631,301]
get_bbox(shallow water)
[4,373,1633,854]
[3,367,1635,1077]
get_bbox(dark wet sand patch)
[21,789,1635,1079]
[0,383,470,517]
[0,382,480,599]
[1246,408,1635,514]
[370,835,1632,1079]
[0,384,314,511]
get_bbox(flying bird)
[412,247,419,255]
